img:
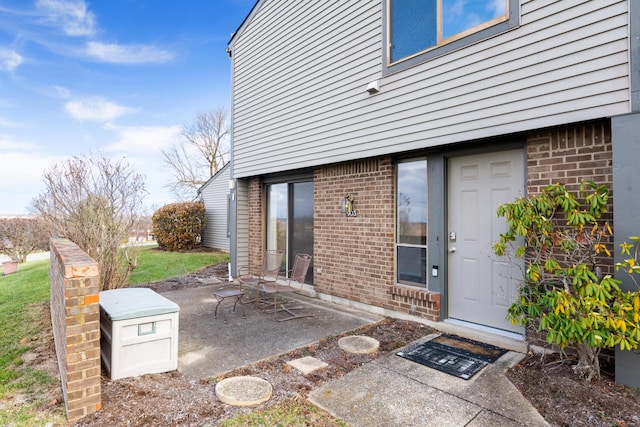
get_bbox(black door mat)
[428,334,508,363]
[396,335,508,380]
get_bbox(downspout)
[227,45,238,279]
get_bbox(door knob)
[448,247,456,253]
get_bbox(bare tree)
[0,217,50,263]
[32,154,147,290]
[163,107,229,200]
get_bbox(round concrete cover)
[338,335,380,354]
[215,376,272,407]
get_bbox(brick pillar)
[50,238,102,422]
[247,177,265,273]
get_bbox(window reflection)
[442,0,507,39]
[397,161,427,245]
[390,0,509,63]
[266,183,287,254]
[397,160,427,286]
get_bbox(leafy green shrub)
[494,181,640,381]
[152,202,206,251]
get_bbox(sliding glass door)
[266,180,314,283]
[266,183,287,254]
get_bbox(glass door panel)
[266,184,288,271]
[291,181,314,283]
[266,181,314,283]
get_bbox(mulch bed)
[17,261,640,426]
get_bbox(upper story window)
[385,0,518,73]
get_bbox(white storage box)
[99,288,180,380]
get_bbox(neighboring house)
[226,0,639,341]
[198,162,231,251]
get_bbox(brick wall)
[50,238,101,422]
[246,177,265,273]
[527,122,613,194]
[242,121,612,325]
[525,120,614,353]
[314,157,440,320]
[527,120,614,273]
[243,158,441,321]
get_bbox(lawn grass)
[0,246,228,426]
[0,259,65,426]
[219,398,349,427]
[128,245,229,284]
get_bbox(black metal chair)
[259,253,312,321]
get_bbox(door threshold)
[440,319,526,353]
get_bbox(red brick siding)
[314,157,440,320]
[526,120,614,351]
[50,238,101,422]
[242,121,612,325]
[246,177,265,273]
[527,120,614,274]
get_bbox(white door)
[447,149,524,332]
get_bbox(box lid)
[99,288,180,321]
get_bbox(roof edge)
[198,162,231,193]
[227,0,263,48]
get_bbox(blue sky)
[0,0,256,215]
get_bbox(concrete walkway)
[161,284,548,426]
[310,335,549,426]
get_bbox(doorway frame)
[424,139,526,327]
[263,171,315,284]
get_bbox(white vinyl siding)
[230,0,630,178]
[200,165,230,251]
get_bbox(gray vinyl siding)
[200,165,230,251]
[230,0,631,178]
[234,178,249,274]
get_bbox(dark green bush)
[152,202,206,251]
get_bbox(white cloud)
[65,97,136,122]
[0,48,23,72]
[490,0,507,16]
[0,135,26,149]
[0,145,67,214]
[0,149,57,183]
[105,124,182,154]
[103,124,184,208]
[36,0,96,37]
[85,41,174,64]
[54,85,72,99]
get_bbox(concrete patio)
[161,283,383,381]
[159,282,548,426]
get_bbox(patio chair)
[259,253,312,321]
[237,249,285,304]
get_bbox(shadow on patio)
[160,282,384,381]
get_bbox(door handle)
[448,247,456,253]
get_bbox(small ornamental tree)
[152,202,206,251]
[0,217,50,263]
[494,181,640,381]
[33,154,147,290]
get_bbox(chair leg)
[273,292,278,320]
[268,293,313,322]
